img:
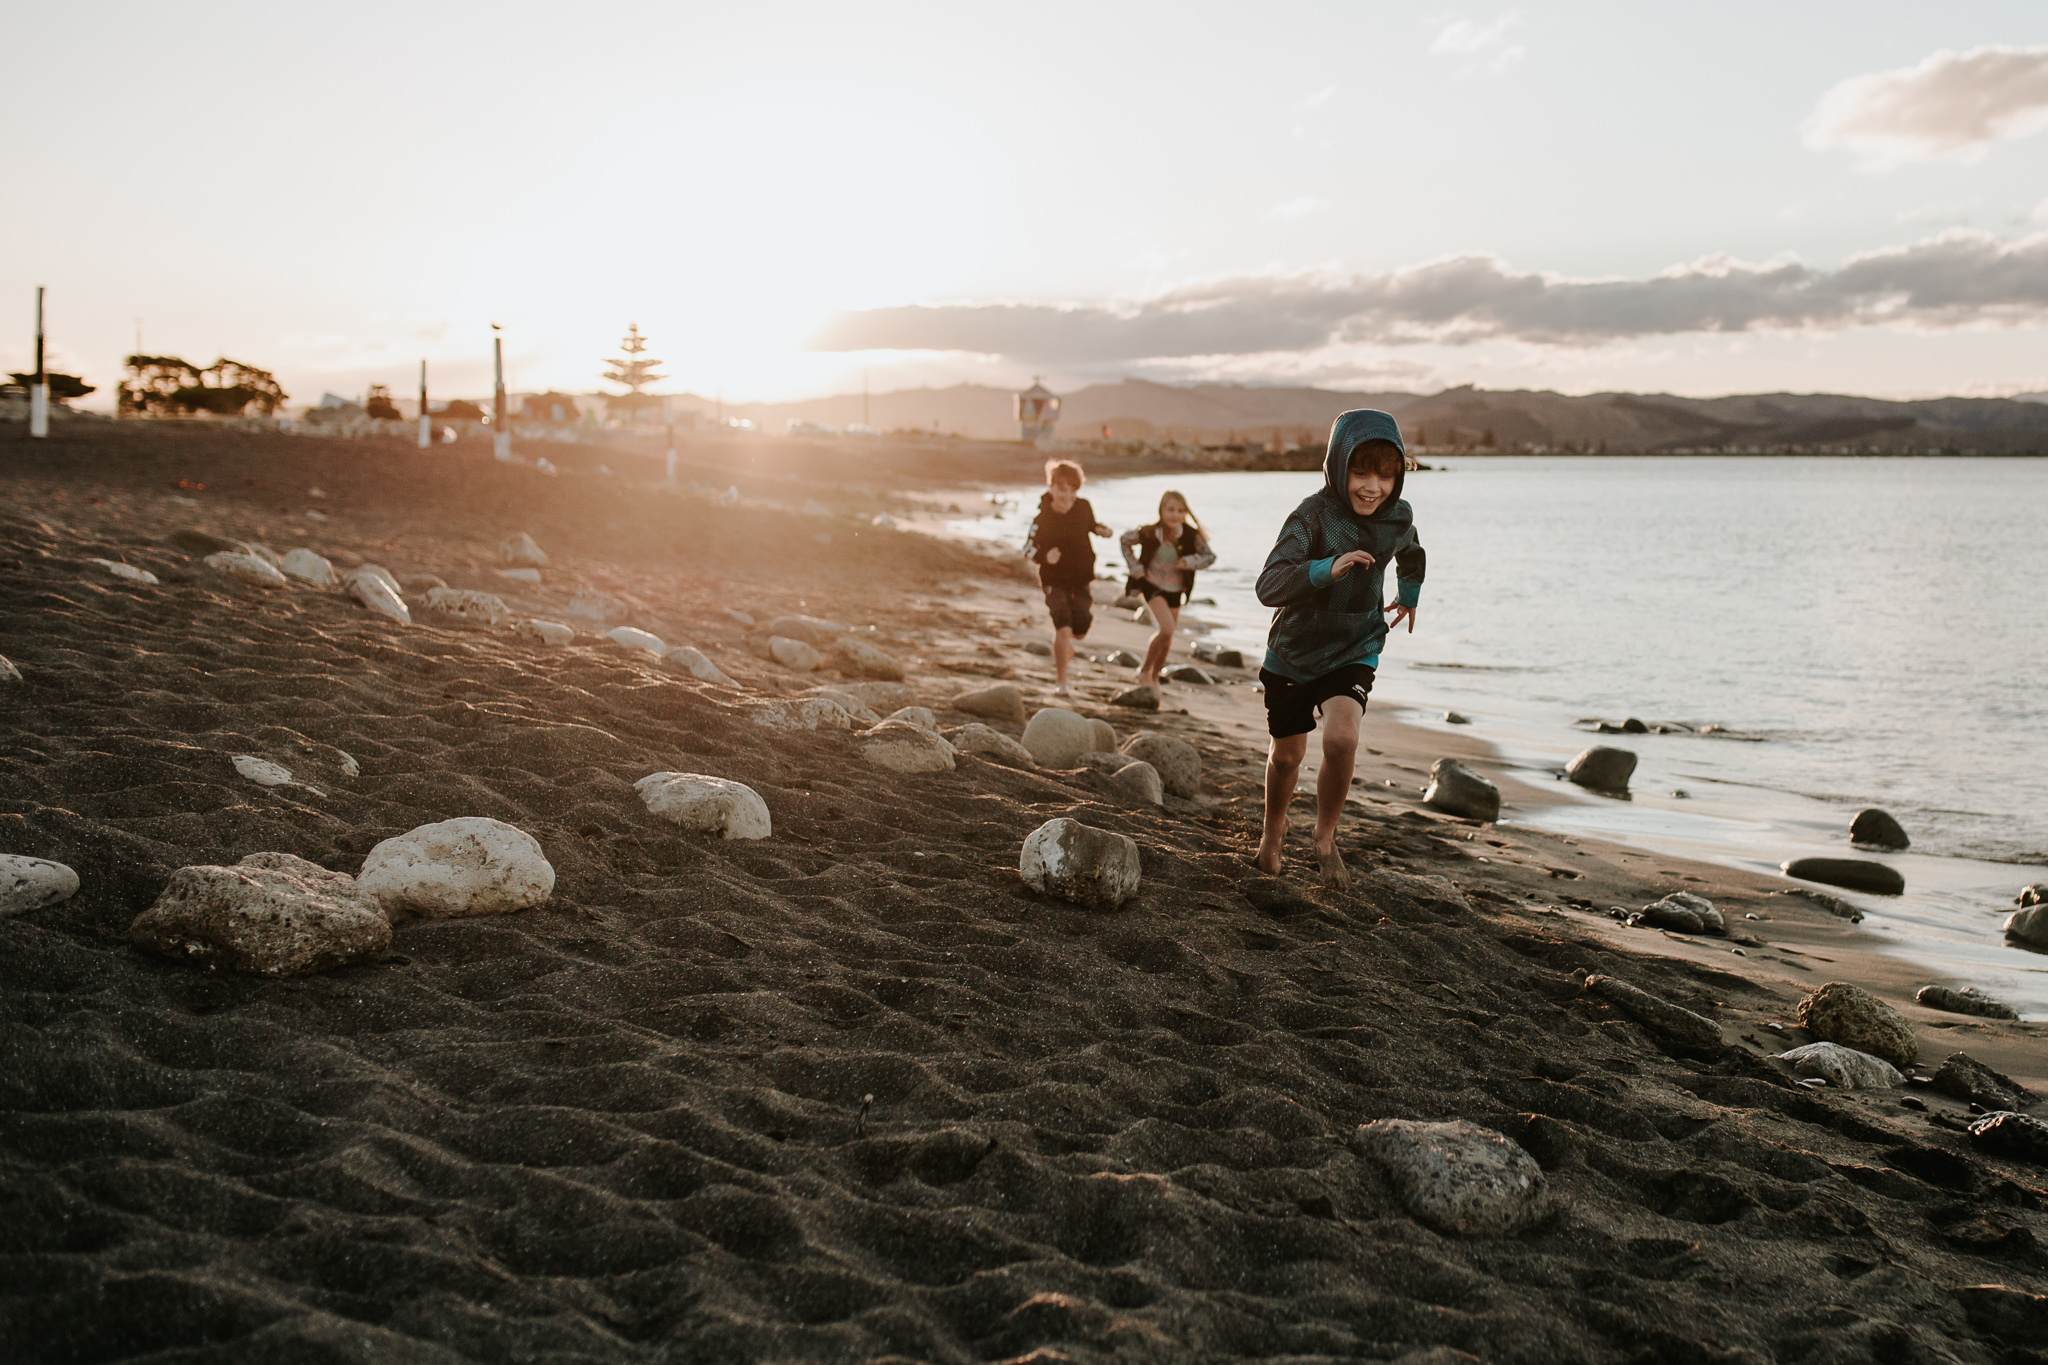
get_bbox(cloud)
[1267,196,1327,219]
[812,230,2048,364]
[1430,13,1523,74]
[1296,84,1337,111]
[1805,45,2048,166]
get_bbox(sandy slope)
[1,424,2043,1364]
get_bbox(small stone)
[954,682,1028,724]
[280,548,335,586]
[1797,981,1917,1068]
[944,722,1036,766]
[0,655,18,684]
[1782,857,1904,896]
[1120,731,1200,798]
[769,636,822,670]
[1777,1042,1903,1090]
[1022,639,1052,657]
[1099,647,1142,668]
[1111,684,1160,710]
[356,817,554,919]
[565,589,625,624]
[1353,1119,1549,1237]
[129,852,390,976]
[1162,663,1215,685]
[750,698,856,731]
[609,626,668,656]
[2004,904,2048,950]
[1930,1052,2036,1112]
[419,588,511,628]
[87,558,159,585]
[723,607,756,626]
[1191,641,1244,668]
[1443,711,1472,724]
[1109,759,1164,805]
[2018,883,2046,908]
[497,567,543,584]
[1620,717,1649,734]
[1915,985,2019,1021]
[666,645,736,685]
[1968,1111,2048,1165]
[1076,751,1138,774]
[764,614,851,647]
[827,636,905,681]
[855,721,957,774]
[0,854,79,915]
[1849,807,1909,851]
[231,754,319,795]
[1584,974,1724,1052]
[500,531,549,567]
[1635,891,1725,935]
[1021,707,1099,767]
[347,568,411,624]
[886,706,940,732]
[205,551,289,588]
[802,688,882,725]
[1019,817,1141,911]
[635,772,772,839]
[355,564,402,596]
[1565,746,1635,792]
[1423,757,1499,821]
[517,619,575,646]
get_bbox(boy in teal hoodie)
[1253,409,1425,887]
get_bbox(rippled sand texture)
[2,425,2044,1364]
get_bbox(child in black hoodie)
[1024,459,1111,697]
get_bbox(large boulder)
[769,636,822,671]
[944,723,1035,767]
[953,683,1027,724]
[1354,1119,1549,1237]
[635,772,771,839]
[1020,818,1141,911]
[1782,857,1904,896]
[609,626,668,657]
[1565,746,1635,792]
[750,698,855,731]
[0,854,79,915]
[1021,707,1098,768]
[205,551,289,589]
[666,646,736,686]
[129,852,390,976]
[1931,1052,2036,1112]
[764,614,851,648]
[2004,904,2048,950]
[855,721,957,774]
[356,818,554,919]
[1423,758,1499,822]
[419,588,511,628]
[1634,891,1725,935]
[1797,981,1917,1068]
[280,548,335,586]
[827,637,905,681]
[1777,1042,1902,1090]
[500,532,549,567]
[1849,807,1909,851]
[346,568,411,624]
[1914,985,2018,1021]
[1120,732,1200,798]
[1109,760,1164,805]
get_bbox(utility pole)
[417,360,432,448]
[492,325,510,461]
[29,287,49,438]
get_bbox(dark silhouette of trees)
[365,384,402,421]
[438,399,485,422]
[120,356,287,417]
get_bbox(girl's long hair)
[1156,489,1201,536]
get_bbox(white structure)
[1016,379,1059,443]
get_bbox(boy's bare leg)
[1255,732,1307,874]
[1138,597,1178,685]
[1053,626,1075,691]
[1312,696,1363,888]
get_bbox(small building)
[1015,379,1060,443]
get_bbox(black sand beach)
[2,422,2044,1363]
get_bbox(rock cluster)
[1796,981,1917,1068]
[1020,818,1140,911]
[635,772,772,839]
[356,818,554,919]
[1423,758,1498,822]
[130,852,390,976]
[1354,1119,1549,1237]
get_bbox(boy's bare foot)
[1251,848,1282,875]
[1314,843,1349,890]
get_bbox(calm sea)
[955,457,2048,1014]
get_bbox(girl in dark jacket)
[1119,489,1216,689]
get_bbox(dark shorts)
[1042,583,1093,637]
[1125,577,1183,611]
[1261,664,1374,739]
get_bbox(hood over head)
[1322,408,1407,516]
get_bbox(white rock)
[0,854,79,915]
[887,706,940,733]
[516,618,575,646]
[764,614,851,646]
[954,682,1027,725]
[231,754,322,796]
[943,722,1035,766]
[501,531,550,567]
[769,636,823,671]
[1019,817,1141,911]
[834,681,915,712]
[87,558,159,585]
[827,636,905,681]
[1120,732,1201,798]
[1778,1042,1903,1090]
[802,688,882,725]
[419,588,512,628]
[1354,1119,1550,1237]
[0,655,19,683]
[346,569,411,624]
[608,626,667,656]
[245,544,284,570]
[205,551,289,588]
[280,548,335,586]
[635,772,772,839]
[856,721,957,773]
[355,563,402,596]
[1109,760,1164,805]
[128,852,390,976]
[666,645,736,685]
[497,567,542,583]
[1021,707,1099,768]
[751,698,856,731]
[356,817,554,919]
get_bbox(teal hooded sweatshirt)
[1255,408,1426,681]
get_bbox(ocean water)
[955,458,2048,1013]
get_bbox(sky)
[8,1,2048,408]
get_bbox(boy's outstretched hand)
[1384,600,1418,633]
[1328,549,1376,580]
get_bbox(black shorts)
[1042,583,1093,637]
[1125,577,1183,610]
[1261,665,1374,739]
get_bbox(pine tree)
[602,324,665,424]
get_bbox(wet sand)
[2,422,2043,1363]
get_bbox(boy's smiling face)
[1048,481,1080,512]
[1346,464,1395,516]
